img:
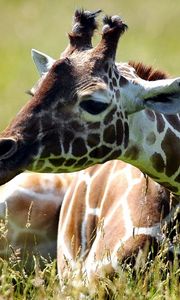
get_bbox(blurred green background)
[0,0,180,131]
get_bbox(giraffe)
[57,160,180,280]
[0,161,178,279]
[0,172,73,264]
[0,9,179,196]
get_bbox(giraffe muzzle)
[0,138,17,160]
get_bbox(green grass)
[0,246,179,299]
[0,211,179,299]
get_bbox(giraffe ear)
[31,49,55,76]
[143,93,180,114]
[124,77,180,115]
[142,77,180,114]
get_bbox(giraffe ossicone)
[0,9,179,196]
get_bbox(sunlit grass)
[0,210,179,299]
[0,246,179,299]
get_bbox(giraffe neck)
[121,109,180,195]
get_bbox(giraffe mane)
[129,61,169,81]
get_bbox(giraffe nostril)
[0,138,17,160]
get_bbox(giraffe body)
[57,160,179,279]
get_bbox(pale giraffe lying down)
[0,161,179,279]
[0,172,73,261]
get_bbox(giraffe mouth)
[0,138,40,186]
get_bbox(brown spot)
[124,122,129,148]
[42,113,53,131]
[87,134,100,148]
[175,174,180,183]
[32,159,46,171]
[104,108,116,125]
[103,125,116,144]
[103,149,122,161]
[104,63,109,73]
[116,119,123,146]
[26,118,41,136]
[89,145,111,158]
[64,158,77,167]
[103,75,109,84]
[150,152,165,173]
[145,109,155,122]
[165,115,180,131]
[49,157,66,167]
[42,166,54,172]
[69,121,84,132]
[119,76,128,87]
[58,176,78,221]
[41,132,61,157]
[83,159,94,167]
[120,111,124,118]
[109,68,112,78]
[114,70,119,80]
[72,138,87,157]
[116,90,120,98]
[156,114,165,133]
[98,204,125,254]
[117,235,154,262]
[63,180,87,257]
[146,132,156,145]
[88,163,115,209]
[124,145,140,160]
[112,77,117,87]
[109,81,113,91]
[88,122,101,129]
[161,129,180,177]
[128,177,170,227]
[86,214,98,250]
[74,157,88,168]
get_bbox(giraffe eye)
[80,100,109,115]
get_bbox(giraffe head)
[0,9,180,185]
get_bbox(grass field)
[0,0,180,299]
[0,244,179,299]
